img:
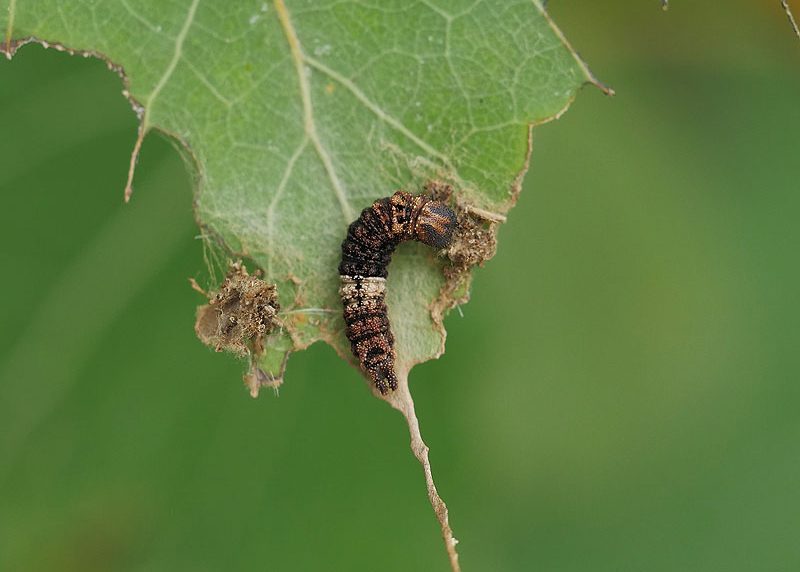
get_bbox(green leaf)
[2,3,604,568]
[1,1,599,386]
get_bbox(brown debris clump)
[445,208,498,278]
[194,261,280,358]
[428,183,500,321]
[424,180,498,277]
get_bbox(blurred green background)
[2,2,799,570]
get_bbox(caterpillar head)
[415,200,457,249]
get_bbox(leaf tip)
[383,375,461,572]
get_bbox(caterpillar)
[339,191,457,394]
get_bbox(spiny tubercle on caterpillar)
[338,191,457,394]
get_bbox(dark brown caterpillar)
[339,191,457,394]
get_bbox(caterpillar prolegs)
[339,191,457,394]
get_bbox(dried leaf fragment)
[194,261,280,358]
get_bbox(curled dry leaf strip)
[385,382,461,572]
[193,261,281,394]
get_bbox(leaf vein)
[304,55,464,185]
[120,0,165,36]
[266,137,309,277]
[418,0,452,21]
[4,0,16,58]
[274,0,354,223]
[124,0,200,201]
[143,0,201,128]
[55,4,71,38]
[183,57,232,107]
[443,20,474,126]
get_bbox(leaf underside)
[1,0,597,390]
